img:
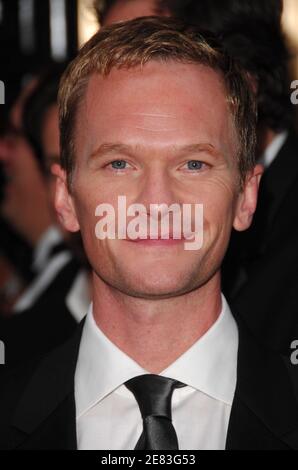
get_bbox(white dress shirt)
[75,295,238,450]
[13,251,72,313]
[32,225,64,273]
[13,225,71,313]
[65,270,91,323]
[258,130,288,169]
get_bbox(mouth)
[126,236,188,247]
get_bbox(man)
[0,67,90,365]
[94,0,298,355]
[0,75,65,303]
[1,17,298,450]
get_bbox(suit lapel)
[226,316,298,449]
[8,313,298,450]
[10,321,84,449]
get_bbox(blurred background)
[0,0,298,115]
[0,0,98,121]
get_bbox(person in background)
[0,66,90,365]
[0,214,33,315]
[94,0,168,25]
[0,77,55,278]
[159,0,283,30]
[0,76,57,315]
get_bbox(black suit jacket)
[0,257,82,366]
[223,130,298,353]
[1,315,298,450]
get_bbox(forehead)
[76,61,236,158]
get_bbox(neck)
[92,273,222,374]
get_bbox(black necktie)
[124,374,186,450]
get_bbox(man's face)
[103,0,165,25]
[56,61,259,299]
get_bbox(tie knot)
[125,374,185,420]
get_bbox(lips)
[126,236,187,246]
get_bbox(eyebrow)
[89,142,222,160]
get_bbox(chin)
[92,247,213,298]
[113,267,201,300]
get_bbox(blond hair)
[59,16,257,189]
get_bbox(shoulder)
[0,358,42,448]
[0,321,84,449]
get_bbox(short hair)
[159,0,293,132]
[58,16,257,190]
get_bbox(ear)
[233,164,263,232]
[51,164,80,232]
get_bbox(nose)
[136,166,178,213]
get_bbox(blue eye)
[187,160,203,170]
[111,160,127,169]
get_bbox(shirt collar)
[32,225,64,273]
[160,295,238,405]
[75,304,148,418]
[65,270,90,323]
[259,130,288,169]
[75,295,238,417]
